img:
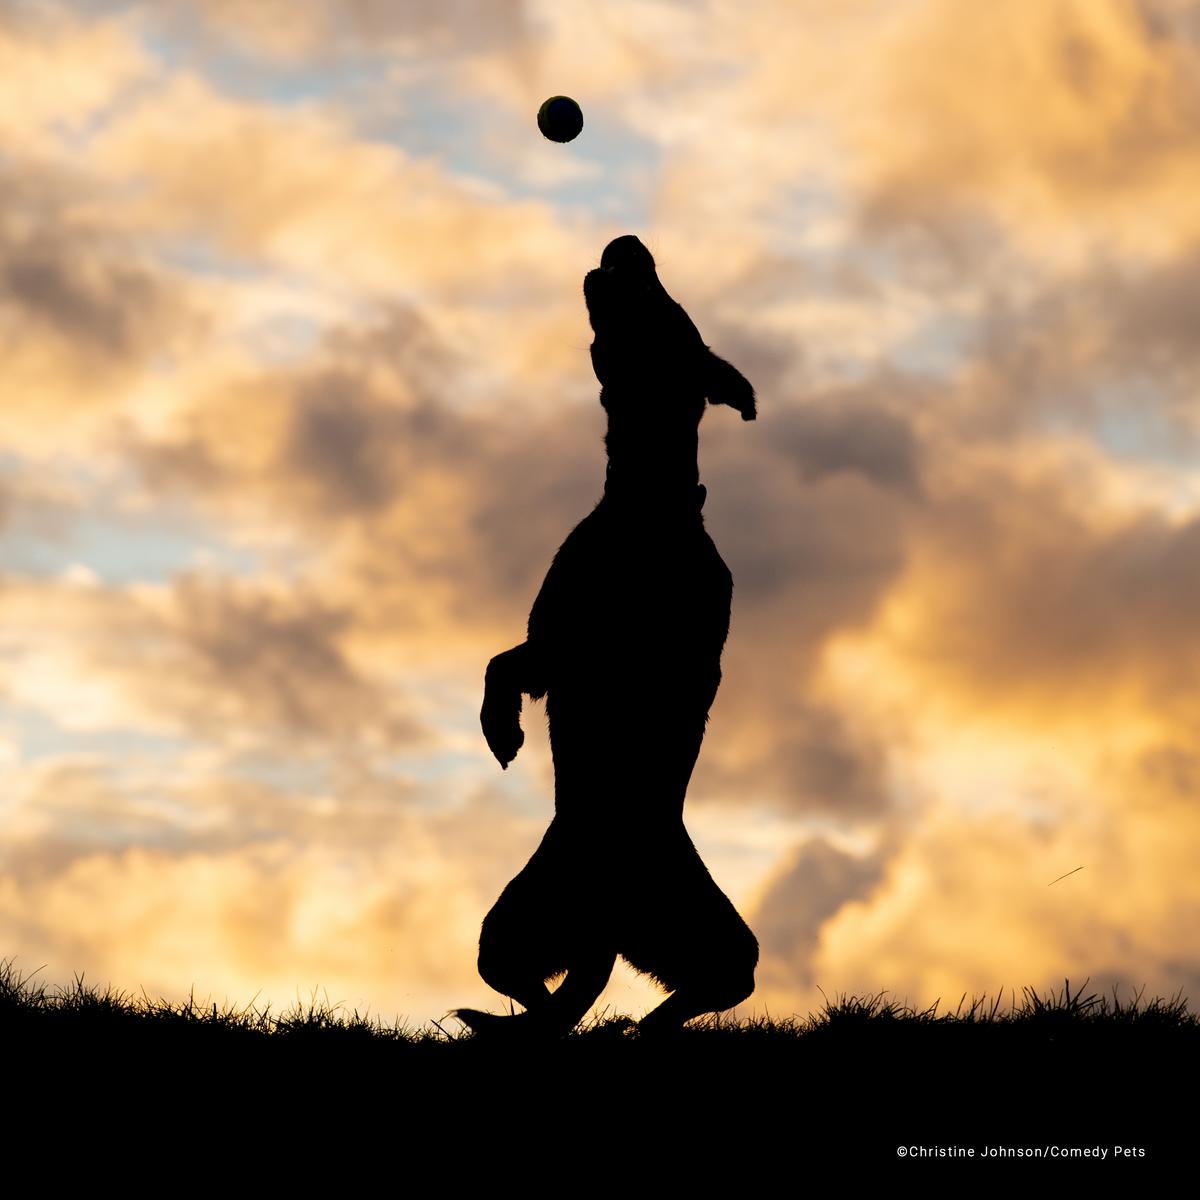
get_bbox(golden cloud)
[857,0,1200,258]
[0,5,148,150]
[3,0,1200,1023]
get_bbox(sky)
[2,0,1199,1026]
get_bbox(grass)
[4,955,1193,1047]
[4,958,1194,1166]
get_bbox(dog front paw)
[480,691,524,769]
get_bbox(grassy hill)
[3,959,1191,1173]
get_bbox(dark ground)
[2,963,1192,1179]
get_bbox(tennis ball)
[537,95,583,143]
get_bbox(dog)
[457,235,759,1037]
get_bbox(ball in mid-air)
[537,95,583,143]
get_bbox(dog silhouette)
[457,235,759,1037]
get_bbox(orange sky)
[2,0,1199,1025]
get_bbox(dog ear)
[704,351,756,421]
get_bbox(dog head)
[583,235,756,422]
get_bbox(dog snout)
[599,234,655,275]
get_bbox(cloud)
[753,838,887,993]
[0,571,426,752]
[864,448,1200,724]
[734,435,1200,1009]
[0,203,185,360]
[768,390,923,496]
[119,302,606,634]
[0,769,545,1020]
[0,4,149,150]
[152,0,531,61]
[802,786,1200,1009]
[4,0,1200,1023]
[90,73,593,298]
[690,390,919,814]
[0,158,204,454]
[840,0,1200,260]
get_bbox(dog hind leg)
[539,949,617,1035]
[456,951,615,1039]
[636,966,756,1036]
[626,847,759,1036]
